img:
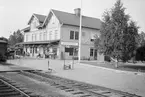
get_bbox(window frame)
[39,33,42,40]
[35,34,37,41]
[55,30,58,39]
[90,48,94,56]
[70,31,74,39]
[26,35,28,42]
[75,31,79,40]
[49,31,52,40]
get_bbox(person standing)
[48,59,50,70]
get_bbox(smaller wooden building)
[0,40,7,56]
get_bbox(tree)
[95,0,139,67]
[138,31,145,47]
[122,21,139,61]
[8,29,24,46]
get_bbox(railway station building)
[20,8,103,60]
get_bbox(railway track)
[19,70,141,97]
[0,75,42,97]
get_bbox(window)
[32,34,33,41]
[90,48,94,56]
[35,34,37,41]
[43,32,46,40]
[32,34,35,41]
[45,32,47,40]
[70,30,79,40]
[39,33,42,40]
[75,31,79,40]
[33,21,37,28]
[65,47,74,56]
[55,30,58,39]
[46,32,48,40]
[26,35,28,42]
[94,49,97,57]
[49,31,52,40]
[70,31,74,39]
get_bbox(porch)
[19,40,60,58]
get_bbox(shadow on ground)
[119,64,145,72]
[0,62,14,66]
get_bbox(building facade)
[21,8,103,60]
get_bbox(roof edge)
[42,9,62,27]
[63,23,100,30]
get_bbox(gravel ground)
[6,59,145,96]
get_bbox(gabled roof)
[28,13,46,25]
[45,9,101,29]
[33,13,46,24]
[23,9,101,33]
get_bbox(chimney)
[74,8,81,16]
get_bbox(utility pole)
[78,0,82,62]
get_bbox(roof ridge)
[33,13,47,17]
[51,9,100,20]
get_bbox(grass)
[81,61,145,73]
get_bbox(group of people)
[37,52,57,59]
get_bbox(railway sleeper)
[56,86,70,90]
[89,89,128,97]
[20,71,140,97]
[72,91,85,95]
[60,87,70,90]
[65,89,75,92]
[0,95,24,97]
[0,84,10,87]
[0,89,16,93]
[0,91,21,96]
[79,94,92,97]
[0,86,12,90]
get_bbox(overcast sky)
[0,0,145,38]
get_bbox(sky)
[0,0,145,38]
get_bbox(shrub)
[104,55,111,62]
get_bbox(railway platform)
[1,59,145,97]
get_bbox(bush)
[135,46,145,61]
[104,55,111,62]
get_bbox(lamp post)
[78,0,82,62]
